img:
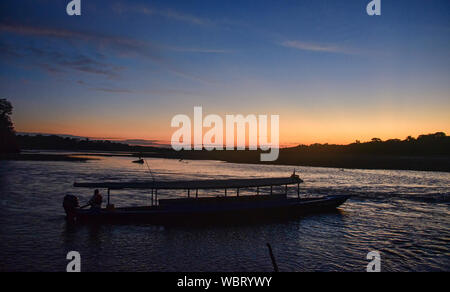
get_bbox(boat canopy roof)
[74,176,303,190]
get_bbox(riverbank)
[4,149,449,172]
[0,153,96,162]
[14,132,450,172]
[137,151,450,173]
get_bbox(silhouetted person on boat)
[88,189,103,210]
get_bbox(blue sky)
[1,0,449,145]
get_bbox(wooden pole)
[237,188,240,197]
[285,184,288,195]
[225,189,227,197]
[196,189,198,199]
[267,243,279,272]
[107,189,110,206]
[270,186,273,195]
[297,183,300,199]
[155,189,158,206]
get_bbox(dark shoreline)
[0,153,96,162]
[8,132,450,172]
[137,151,450,173]
[4,149,449,173]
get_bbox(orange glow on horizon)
[13,95,450,147]
[16,117,450,147]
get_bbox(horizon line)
[16,131,448,149]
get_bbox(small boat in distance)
[64,173,350,225]
[132,153,145,164]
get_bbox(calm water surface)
[0,154,449,271]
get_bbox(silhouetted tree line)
[285,132,450,156]
[16,132,449,157]
[0,99,19,153]
[5,96,449,171]
[17,135,131,151]
[13,129,450,171]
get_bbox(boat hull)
[70,195,350,225]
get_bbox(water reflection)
[0,155,449,271]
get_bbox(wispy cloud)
[92,87,133,94]
[76,80,201,96]
[58,55,124,78]
[76,80,132,93]
[0,23,161,60]
[0,41,124,79]
[168,47,233,54]
[112,2,210,26]
[281,40,359,55]
[0,22,216,84]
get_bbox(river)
[0,153,448,271]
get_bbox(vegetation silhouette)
[5,97,449,171]
[14,132,450,172]
[0,99,19,153]
[16,134,162,153]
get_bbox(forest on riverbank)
[10,132,450,172]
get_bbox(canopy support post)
[188,189,190,198]
[225,189,227,197]
[196,189,198,199]
[257,187,259,195]
[237,188,240,197]
[270,186,273,195]
[285,184,288,195]
[107,188,110,206]
[155,189,158,206]
[297,184,300,199]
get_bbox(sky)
[0,0,449,146]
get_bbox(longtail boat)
[63,173,350,225]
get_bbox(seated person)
[88,189,103,210]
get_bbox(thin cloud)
[58,56,124,78]
[168,47,233,54]
[76,80,132,93]
[92,87,133,94]
[161,9,207,26]
[38,63,65,74]
[0,23,161,60]
[0,41,123,79]
[0,41,21,58]
[77,81,199,96]
[112,2,210,26]
[0,22,215,84]
[281,40,360,55]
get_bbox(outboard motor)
[63,195,79,221]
